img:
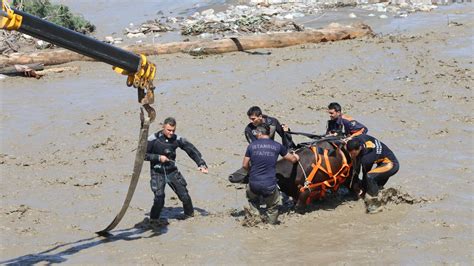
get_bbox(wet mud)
[1,4,473,265]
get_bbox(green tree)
[12,0,95,34]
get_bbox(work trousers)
[149,169,193,219]
[246,185,281,224]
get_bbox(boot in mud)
[364,194,382,214]
[178,202,195,220]
[134,217,169,229]
[267,213,280,225]
[294,204,306,214]
[149,218,169,228]
[177,212,194,220]
[242,206,261,227]
[134,217,150,229]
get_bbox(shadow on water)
[160,206,210,220]
[0,225,167,265]
[0,206,209,265]
[281,192,359,216]
[305,190,359,212]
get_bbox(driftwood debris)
[0,23,373,67]
[35,66,78,75]
[0,64,78,78]
[0,63,44,78]
[0,63,43,74]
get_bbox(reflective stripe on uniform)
[368,160,393,174]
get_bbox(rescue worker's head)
[162,117,176,138]
[255,124,270,139]
[247,106,264,126]
[346,138,363,158]
[327,102,342,120]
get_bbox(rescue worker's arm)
[325,120,333,135]
[359,154,375,192]
[242,156,251,171]
[243,144,252,171]
[274,118,295,149]
[278,144,299,163]
[178,137,208,173]
[144,134,168,163]
[341,116,368,137]
[351,160,362,182]
[326,119,341,136]
[244,125,256,144]
[283,152,299,163]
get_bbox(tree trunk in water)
[0,23,373,67]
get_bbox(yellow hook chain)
[1,0,23,30]
[113,54,156,122]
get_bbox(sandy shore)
[1,4,473,265]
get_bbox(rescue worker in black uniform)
[244,106,296,149]
[145,117,208,223]
[326,102,368,141]
[346,135,399,213]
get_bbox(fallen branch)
[35,66,78,75]
[0,23,373,67]
[0,63,44,78]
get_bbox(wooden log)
[0,23,373,67]
[35,66,78,75]
[0,63,44,75]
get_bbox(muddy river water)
[1,3,473,265]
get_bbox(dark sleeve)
[273,118,292,149]
[352,160,361,179]
[178,137,207,167]
[245,145,252,158]
[326,120,332,135]
[342,118,368,136]
[144,138,160,162]
[279,144,288,157]
[327,120,342,135]
[360,154,375,178]
[244,125,256,144]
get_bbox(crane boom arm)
[1,0,156,120]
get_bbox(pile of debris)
[358,1,438,18]
[1,31,25,55]
[181,14,303,36]
[123,19,174,39]
[181,6,305,37]
[121,0,442,39]
[0,31,53,55]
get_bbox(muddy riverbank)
[1,3,473,265]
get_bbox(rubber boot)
[364,191,382,214]
[180,200,194,220]
[150,195,165,220]
[267,212,280,225]
[366,176,379,197]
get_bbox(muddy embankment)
[0,4,473,265]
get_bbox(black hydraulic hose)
[13,8,141,73]
[287,131,324,139]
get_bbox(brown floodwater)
[1,4,473,265]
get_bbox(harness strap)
[300,144,352,202]
[304,146,321,187]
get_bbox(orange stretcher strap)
[300,144,351,203]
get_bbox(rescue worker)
[245,106,296,149]
[242,124,299,225]
[346,135,399,213]
[326,102,368,141]
[145,117,208,224]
